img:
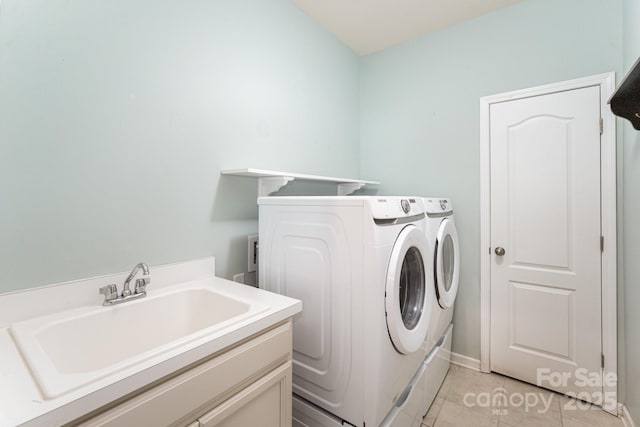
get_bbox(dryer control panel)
[423,198,453,216]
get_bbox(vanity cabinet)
[74,321,293,427]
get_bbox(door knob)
[495,247,506,256]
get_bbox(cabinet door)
[77,322,292,427]
[199,362,291,427]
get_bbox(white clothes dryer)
[419,197,460,418]
[259,196,432,427]
[424,198,459,351]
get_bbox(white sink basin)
[10,283,268,399]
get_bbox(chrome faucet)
[99,262,151,306]
[122,262,150,296]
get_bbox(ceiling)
[291,0,523,56]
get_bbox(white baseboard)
[450,352,480,371]
[622,405,638,427]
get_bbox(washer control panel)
[370,197,425,219]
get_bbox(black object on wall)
[610,57,640,130]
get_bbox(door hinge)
[599,117,603,135]
[601,236,604,252]
[602,353,605,368]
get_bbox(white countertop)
[0,258,301,427]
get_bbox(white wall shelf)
[221,168,380,197]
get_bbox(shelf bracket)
[337,182,365,196]
[258,176,294,197]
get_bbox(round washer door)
[385,225,431,354]
[434,218,460,309]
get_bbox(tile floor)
[421,365,625,427]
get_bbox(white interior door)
[489,85,603,401]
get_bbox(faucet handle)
[134,278,150,295]
[99,284,118,304]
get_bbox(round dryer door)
[434,218,460,309]
[385,225,431,354]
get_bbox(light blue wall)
[0,0,360,293]
[359,0,623,359]
[623,0,640,422]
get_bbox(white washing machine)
[259,196,433,427]
[418,197,460,418]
